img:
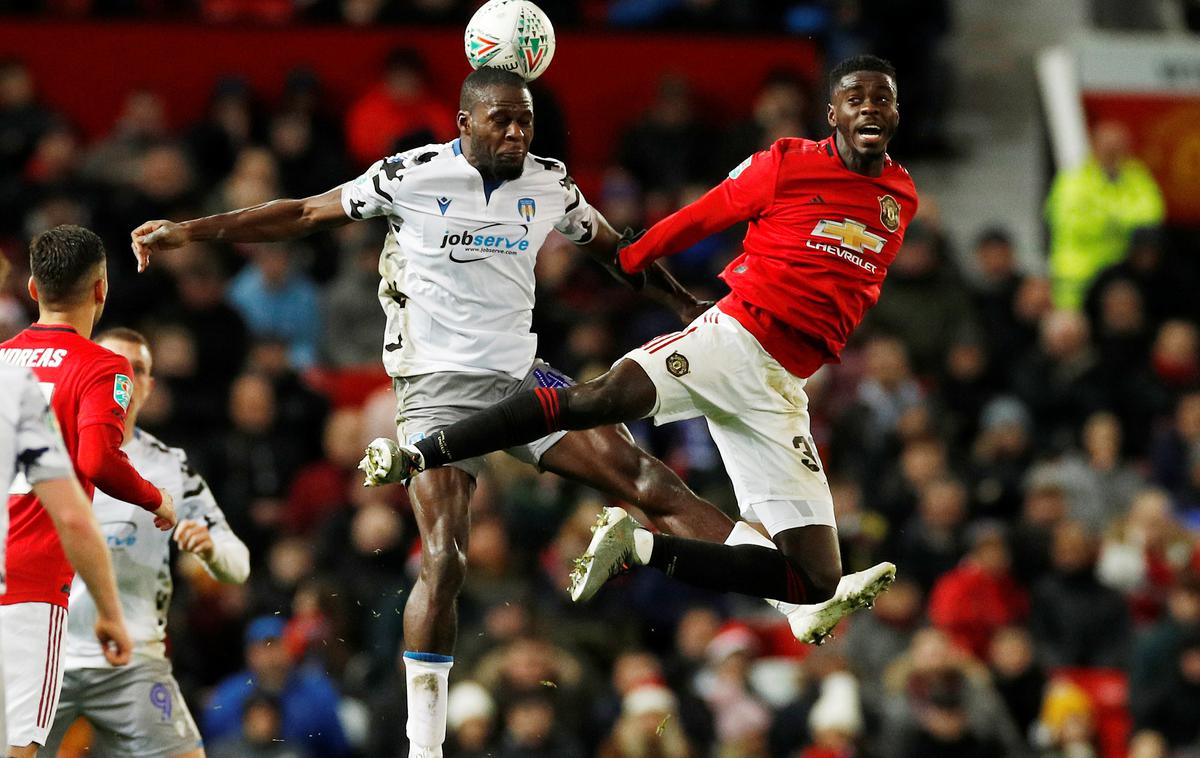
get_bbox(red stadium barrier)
[1,21,818,179]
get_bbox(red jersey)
[622,136,918,377]
[2,325,144,606]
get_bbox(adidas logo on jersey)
[808,195,827,204]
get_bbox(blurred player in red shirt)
[367,55,917,645]
[1,226,176,757]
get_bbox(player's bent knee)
[421,544,468,592]
[804,564,841,604]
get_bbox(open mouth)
[857,124,885,144]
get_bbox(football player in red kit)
[362,55,915,644]
[1,225,176,757]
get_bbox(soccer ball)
[464,0,556,82]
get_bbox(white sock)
[633,528,654,565]
[724,521,802,616]
[403,651,453,757]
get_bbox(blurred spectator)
[209,692,304,758]
[864,221,977,375]
[968,396,1035,521]
[1087,226,1188,329]
[344,48,452,168]
[187,76,264,187]
[694,624,772,755]
[81,88,169,188]
[286,408,364,534]
[1097,488,1198,623]
[495,689,585,758]
[208,145,281,214]
[1045,120,1165,310]
[722,69,814,168]
[617,74,717,200]
[1013,310,1109,452]
[228,244,322,368]
[204,615,349,757]
[835,336,925,496]
[446,681,497,758]
[1135,631,1200,750]
[843,578,925,691]
[881,628,1020,758]
[801,671,868,758]
[897,475,967,592]
[1034,679,1099,758]
[987,626,1045,743]
[1150,319,1200,394]
[1031,520,1131,668]
[1150,390,1200,500]
[1130,573,1200,727]
[0,59,56,182]
[596,683,693,758]
[928,521,1029,659]
[321,223,388,367]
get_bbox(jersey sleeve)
[340,152,411,221]
[619,144,782,273]
[553,173,599,244]
[15,369,72,485]
[77,352,133,433]
[174,448,250,584]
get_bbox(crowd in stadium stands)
[4,33,1200,758]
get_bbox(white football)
[464,0,556,82]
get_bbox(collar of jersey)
[453,138,506,203]
[27,323,78,334]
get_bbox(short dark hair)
[460,67,529,111]
[95,327,149,350]
[828,54,897,99]
[29,225,107,304]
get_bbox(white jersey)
[63,429,249,668]
[0,363,72,594]
[341,140,599,379]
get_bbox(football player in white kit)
[41,328,250,758]
[0,361,133,749]
[130,67,743,758]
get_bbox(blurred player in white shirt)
[41,328,249,758]
[0,361,132,751]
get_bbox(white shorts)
[621,307,835,534]
[1,603,68,747]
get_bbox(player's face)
[827,71,899,159]
[461,85,534,182]
[98,338,154,421]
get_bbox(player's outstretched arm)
[32,477,133,666]
[578,214,710,324]
[131,186,352,272]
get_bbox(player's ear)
[457,110,471,135]
[826,103,836,129]
[27,276,38,303]
[93,276,106,305]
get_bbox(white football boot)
[358,437,424,486]
[568,506,640,602]
[787,562,897,645]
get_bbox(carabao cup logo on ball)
[464,0,556,81]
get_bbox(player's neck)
[36,307,96,339]
[833,132,885,177]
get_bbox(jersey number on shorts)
[792,435,822,473]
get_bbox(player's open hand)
[174,519,215,561]
[130,220,189,273]
[94,614,133,666]
[152,488,177,531]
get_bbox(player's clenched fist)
[174,519,215,560]
[130,220,189,272]
[94,613,133,666]
[152,487,177,531]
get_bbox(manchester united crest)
[666,352,690,377]
[878,195,901,233]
